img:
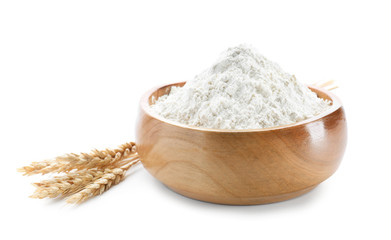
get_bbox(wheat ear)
[66,159,139,204]
[18,142,137,176]
[20,142,141,204]
[30,169,106,199]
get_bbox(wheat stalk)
[66,159,139,204]
[313,80,339,91]
[18,142,137,176]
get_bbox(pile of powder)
[150,44,331,130]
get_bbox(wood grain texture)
[136,82,347,205]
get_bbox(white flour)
[151,44,331,130]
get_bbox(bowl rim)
[140,81,343,133]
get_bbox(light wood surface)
[136,82,347,205]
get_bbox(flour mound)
[151,44,331,130]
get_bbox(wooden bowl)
[136,82,347,205]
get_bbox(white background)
[1,0,390,239]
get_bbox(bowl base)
[167,185,319,205]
